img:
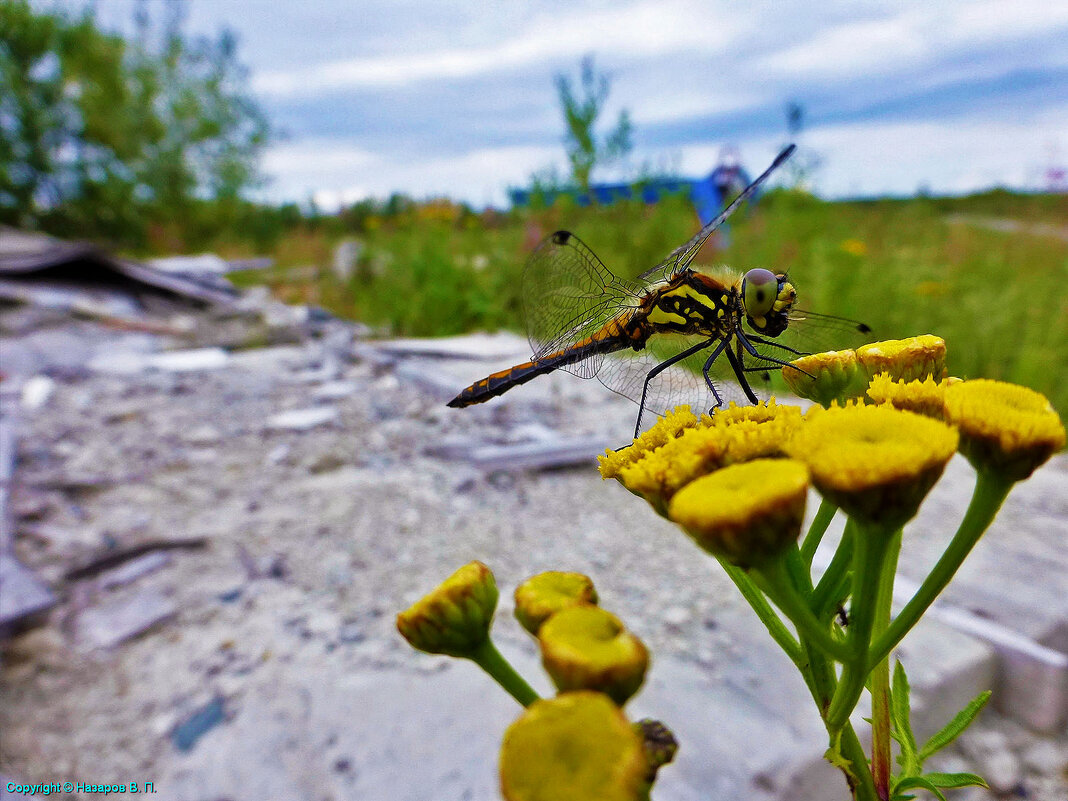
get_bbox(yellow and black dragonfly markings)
[448,145,867,438]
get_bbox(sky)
[66,0,1068,208]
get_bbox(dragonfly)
[448,144,869,438]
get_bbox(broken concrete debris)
[75,588,178,650]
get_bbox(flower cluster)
[399,335,1063,801]
[600,335,1063,566]
[398,563,670,801]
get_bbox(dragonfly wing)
[594,335,715,421]
[523,230,642,378]
[596,333,791,424]
[638,144,796,284]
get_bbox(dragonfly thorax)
[643,270,741,337]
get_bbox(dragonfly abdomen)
[447,334,630,407]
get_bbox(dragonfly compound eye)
[741,268,778,318]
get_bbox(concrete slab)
[427,434,610,471]
[0,554,57,638]
[371,332,530,360]
[76,588,178,650]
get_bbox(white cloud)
[260,142,562,208]
[758,1,1068,81]
[264,141,378,176]
[804,107,1068,197]
[253,0,748,96]
[630,87,760,125]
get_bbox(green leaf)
[922,772,989,790]
[892,776,947,801]
[891,661,919,773]
[919,690,991,761]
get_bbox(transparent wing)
[638,144,796,285]
[596,333,778,426]
[522,230,644,378]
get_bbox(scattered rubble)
[0,230,1066,799]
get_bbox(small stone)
[338,622,365,644]
[266,443,291,464]
[308,453,346,474]
[663,606,690,628]
[20,375,56,410]
[312,380,357,401]
[185,424,221,445]
[266,406,338,431]
[171,695,227,752]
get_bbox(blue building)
[509,149,756,228]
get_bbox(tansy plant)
[398,335,1065,801]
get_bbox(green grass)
[230,190,1068,414]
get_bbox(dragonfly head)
[741,268,796,337]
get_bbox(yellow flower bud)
[785,404,957,530]
[538,606,649,706]
[668,458,809,567]
[856,335,947,383]
[396,561,498,657]
[633,718,679,782]
[783,349,868,407]
[514,572,598,635]
[943,379,1065,482]
[499,692,648,801]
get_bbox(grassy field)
[231,190,1068,414]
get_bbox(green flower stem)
[870,529,902,798]
[839,722,879,801]
[827,521,893,731]
[718,559,805,669]
[801,632,837,716]
[811,521,856,618]
[470,639,540,707]
[868,471,1013,669]
[752,558,851,662]
[784,545,814,594]
[801,496,838,567]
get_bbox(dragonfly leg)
[700,337,733,413]
[725,345,761,404]
[745,333,808,357]
[633,337,722,439]
[736,331,805,371]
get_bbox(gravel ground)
[1,317,1066,799]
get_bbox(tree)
[0,0,269,247]
[555,55,632,192]
[781,99,822,190]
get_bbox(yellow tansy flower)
[866,373,958,419]
[598,405,702,480]
[856,335,947,383]
[615,425,728,510]
[785,404,958,530]
[708,398,800,427]
[538,606,649,706]
[396,561,498,657]
[668,458,809,567]
[783,349,869,407]
[609,402,803,512]
[943,379,1066,482]
[499,692,648,801]
[514,572,599,635]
